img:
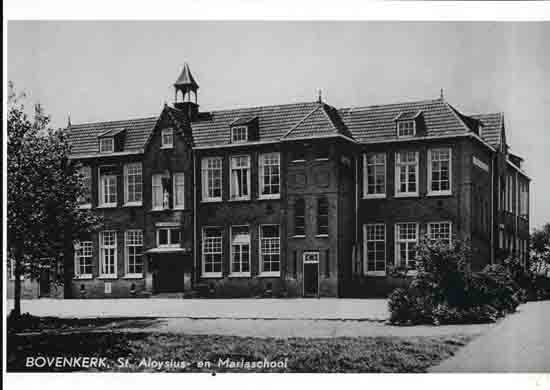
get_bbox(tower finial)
[67,113,71,128]
[318,89,322,104]
[440,88,444,100]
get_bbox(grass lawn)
[8,330,474,373]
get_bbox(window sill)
[258,272,281,278]
[160,146,173,150]
[258,195,280,201]
[427,191,452,197]
[290,160,306,163]
[394,193,419,199]
[365,271,386,277]
[291,235,306,239]
[363,194,386,200]
[314,158,329,161]
[123,202,143,207]
[97,204,117,209]
[315,234,329,238]
[202,273,223,278]
[151,207,170,212]
[229,197,251,202]
[123,274,144,279]
[73,275,93,280]
[98,276,118,280]
[78,204,92,209]
[201,199,223,203]
[229,273,251,278]
[173,206,186,211]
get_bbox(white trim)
[231,126,248,143]
[427,148,452,196]
[229,225,251,277]
[229,155,251,201]
[99,137,114,153]
[395,151,419,197]
[124,162,143,205]
[161,128,174,149]
[78,204,92,209]
[258,272,281,278]
[258,152,281,200]
[124,229,144,277]
[427,221,453,245]
[202,226,224,278]
[396,120,416,138]
[99,231,117,278]
[173,172,186,209]
[363,152,386,199]
[394,222,419,270]
[156,227,181,248]
[74,240,93,279]
[302,251,320,296]
[363,223,386,276]
[98,167,117,207]
[259,224,281,277]
[201,157,223,202]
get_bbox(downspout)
[355,154,360,276]
[193,152,198,285]
[490,155,494,265]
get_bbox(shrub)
[388,239,523,325]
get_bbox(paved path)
[430,301,550,372]
[6,298,389,321]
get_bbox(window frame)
[231,126,248,143]
[173,172,186,209]
[99,137,114,153]
[123,162,143,206]
[161,128,174,149]
[99,231,117,278]
[74,240,93,279]
[152,173,171,210]
[396,120,416,138]
[363,153,386,199]
[202,226,223,278]
[258,152,281,200]
[259,224,281,277]
[427,221,452,246]
[316,196,329,236]
[230,225,251,277]
[363,224,386,276]
[201,157,223,202]
[230,155,251,201]
[98,167,117,207]
[395,151,419,197]
[293,198,306,237]
[125,230,144,278]
[428,148,452,196]
[156,227,181,248]
[395,223,419,272]
[78,166,92,208]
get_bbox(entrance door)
[153,254,189,293]
[39,266,50,297]
[303,252,319,297]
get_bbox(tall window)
[203,227,223,276]
[100,231,117,277]
[364,153,386,198]
[74,241,93,278]
[157,227,181,248]
[124,163,142,204]
[507,175,513,212]
[395,151,418,196]
[317,197,329,235]
[99,137,114,153]
[231,226,250,276]
[520,181,528,218]
[152,173,170,210]
[78,166,92,206]
[231,126,248,143]
[364,224,386,275]
[98,166,117,207]
[173,173,185,209]
[230,155,251,200]
[428,222,452,246]
[397,121,415,137]
[395,223,418,270]
[259,225,280,275]
[259,153,280,198]
[428,148,451,195]
[161,128,174,148]
[294,198,306,236]
[125,230,143,276]
[202,157,223,201]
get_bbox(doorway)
[303,252,319,297]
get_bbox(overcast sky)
[7,21,550,229]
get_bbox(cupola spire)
[173,63,200,121]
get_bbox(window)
[395,223,418,270]
[152,173,171,210]
[428,222,452,246]
[203,227,223,276]
[98,166,117,207]
[201,157,223,201]
[231,226,250,276]
[231,126,248,143]
[173,173,185,209]
[124,163,142,205]
[230,155,251,200]
[428,148,451,195]
[364,224,386,275]
[294,198,306,236]
[397,121,415,137]
[317,197,329,236]
[507,175,513,212]
[157,227,181,248]
[364,153,386,198]
[125,230,143,276]
[520,181,528,218]
[259,153,280,199]
[161,128,174,148]
[99,231,117,278]
[78,166,92,206]
[74,241,93,278]
[259,225,280,275]
[99,137,114,153]
[395,151,418,196]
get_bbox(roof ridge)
[442,101,473,134]
[70,115,158,128]
[282,105,322,138]
[339,97,443,113]
[319,104,341,134]
[204,100,318,115]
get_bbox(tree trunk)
[12,252,22,318]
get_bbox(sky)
[7,21,550,229]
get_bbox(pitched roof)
[282,104,352,140]
[68,116,157,156]
[174,63,199,90]
[339,98,471,143]
[471,112,504,147]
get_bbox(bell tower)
[174,63,199,121]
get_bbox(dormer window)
[397,121,415,137]
[99,137,114,153]
[231,126,248,143]
[161,128,174,149]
